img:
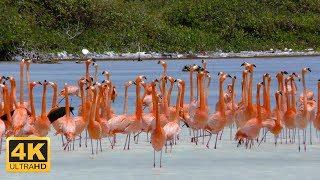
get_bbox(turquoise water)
[0,57,320,179]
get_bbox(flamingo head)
[167,76,175,83]
[24,59,31,68]
[157,60,167,68]
[85,59,93,66]
[102,70,110,76]
[218,72,231,82]
[302,67,311,73]
[241,62,255,72]
[125,80,135,87]
[30,81,42,89]
[43,80,49,86]
[136,75,147,83]
[48,81,57,88]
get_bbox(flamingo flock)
[1,59,320,168]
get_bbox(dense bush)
[1,0,320,58]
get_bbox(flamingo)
[0,83,9,152]
[241,62,257,123]
[282,77,297,144]
[313,79,320,131]
[122,75,147,149]
[235,82,263,147]
[235,70,249,128]
[102,71,117,102]
[87,85,103,154]
[107,81,134,148]
[34,80,51,136]
[261,91,284,146]
[295,67,311,151]
[206,72,231,148]
[54,84,76,149]
[150,80,166,167]
[163,81,182,151]
[21,81,42,136]
[73,78,90,147]
[11,75,29,135]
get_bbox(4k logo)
[6,137,51,172]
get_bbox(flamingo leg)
[304,129,307,152]
[127,134,131,150]
[96,140,99,154]
[202,129,205,144]
[61,135,64,147]
[258,131,268,147]
[230,125,233,141]
[123,134,128,150]
[90,138,94,154]
[219,129,223,140]
[309,123,312,145]
[160,150,163,168]
[100,139,102,152]
[298,129,301,152]
[165,141,167,153]
[153,150,156,168]
[285,128,288,144]
[206,133,212,148]
[214,133,219,149]
[79,133,82,147]
[0,137,2,154]
[85,130,88,147]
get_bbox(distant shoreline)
[4,50,320,63]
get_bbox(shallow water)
[0,57,320,179]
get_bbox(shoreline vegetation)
[10,49,320,64]
[2,0,320,62]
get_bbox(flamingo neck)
[275,94,280,121]
[19,62,24,105]
[135,82,142,120]
[285,81,291,110]
[199,76,205,111]
[180,83,185,108]
[10,81,18,110]
[257,86,261,122]
[167,82,174,106]
[80,83,86,118]
[106,85,112,119]
[65,87,70,117]
[231,78,235,111]
[52,85,58,108]
[290,79,297,111]
[174,86,182,122]
[100,88,107,119]
[190,70,194,103]
[318,82,320,113]
[219,80,225,114]
[302,72,307,112]
[95,91,102,123]
[248,72,253,107]
[123,86,128,114]
[152,85,160,129]
[266,79,271,113]
[0,89,2,115]
[90,90,98,125]
[29,86,36,119]
[263,77,267,108]
[4,88,12,122]
[41,83,47,116]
